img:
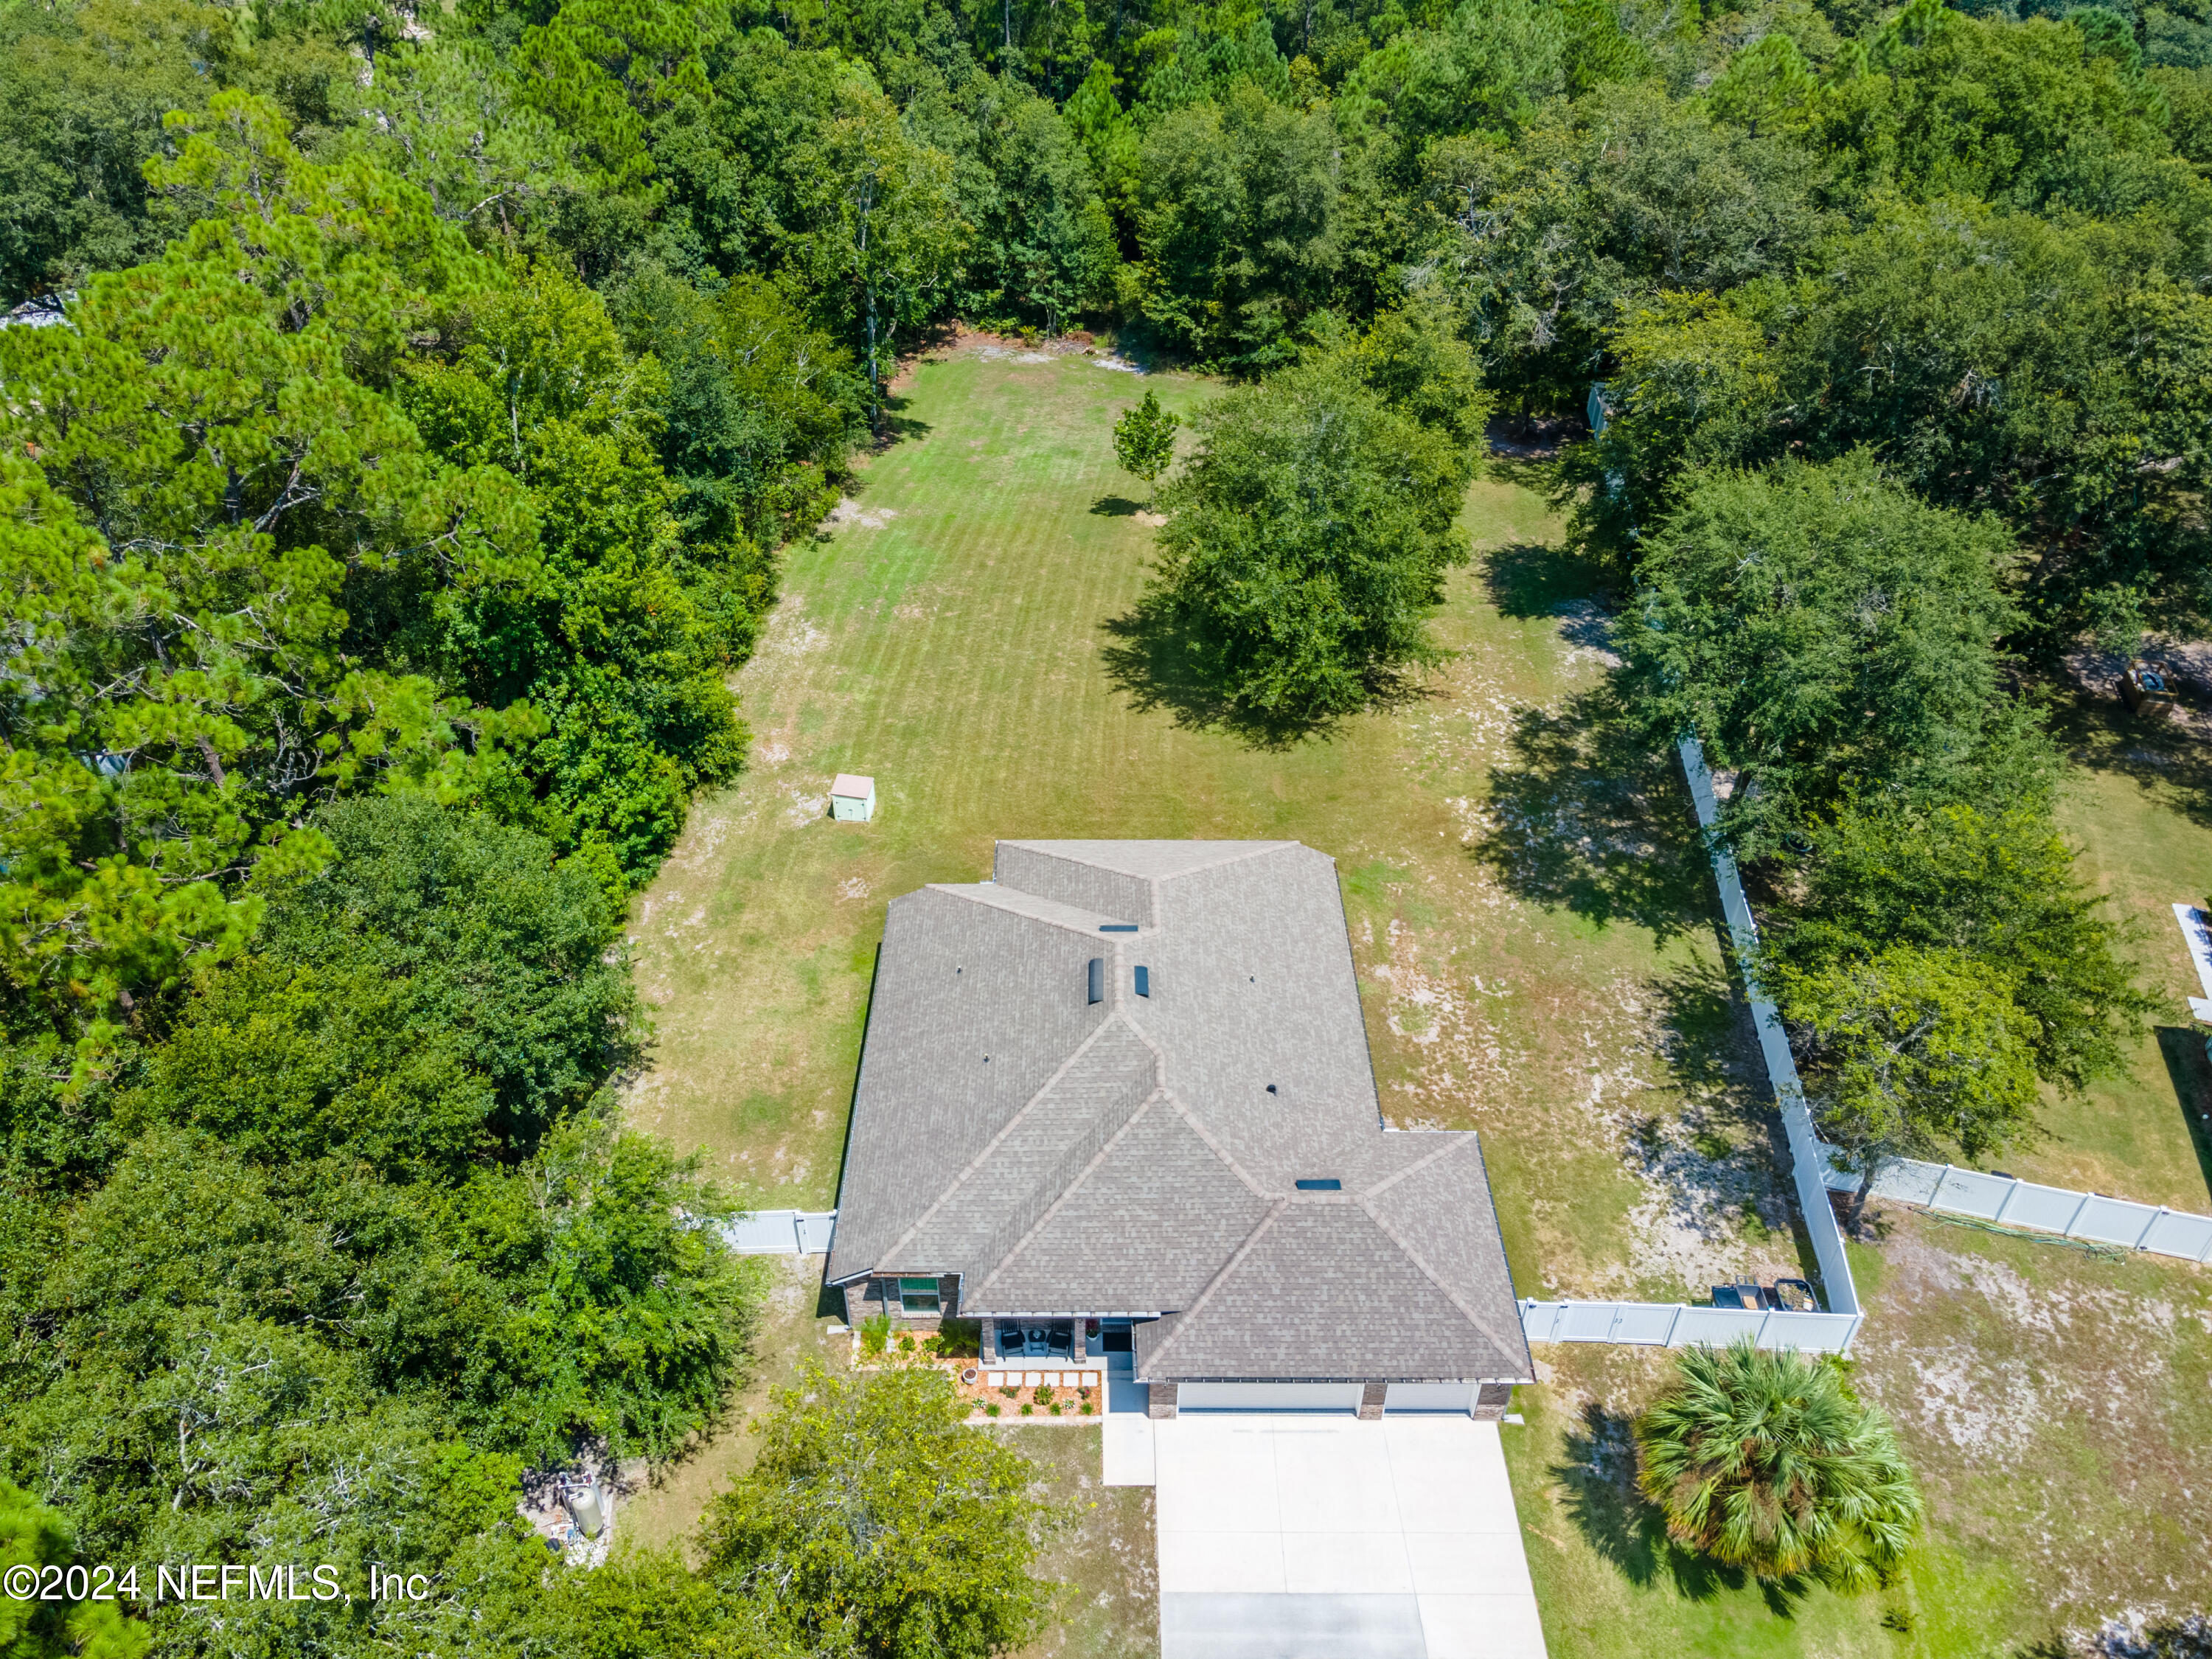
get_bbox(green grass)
[2026,692,2212,1211]
[1509,1197,2212,1655]
[619,347,2212,1655]
[1504,654,2212,1658]
[990,1425,1158,1659]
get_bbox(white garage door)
[1385,1382,1472,1414]
[1178,1382,1365,1413]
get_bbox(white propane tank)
[569,1483,605,1539]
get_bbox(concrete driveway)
[1108,1413,1548,1659]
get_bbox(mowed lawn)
[2031,690,2212,1213]
[618,347,2212,1654]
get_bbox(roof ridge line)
[929,882,1119,936]
[869,1014,1136,1273]
[1142,1196,1290,1374]
[1362,1130,1478,1198]
[968,1090,1165,1298]
[1358,1189,1528,1371]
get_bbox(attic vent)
[1099,922,1138,933]
[1134,965,1150,998]
[1087,958,1104,1004]
[1295,1178,1341,1192]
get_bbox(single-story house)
[826,841,1534,1419]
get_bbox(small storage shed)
[830,773,877,821]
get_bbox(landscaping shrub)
[1635,1341,1923,1589]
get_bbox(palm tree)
[1635,1340,1924,1588]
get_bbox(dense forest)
[4,0,2208,1646]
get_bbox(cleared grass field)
[619,347,2212,1654]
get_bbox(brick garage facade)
[841,1273,960,1331]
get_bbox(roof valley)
[1137,1197,1292,1374]
[968,1090,1165,1303]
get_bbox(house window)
[898,1276,942,1315]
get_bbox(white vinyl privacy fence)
[723,1210,837,1253]
[1526,734,2212,1367]
[1520,740,1866,1357]
[1819,1155,2212,1265]
[1519,1298,1861,1353]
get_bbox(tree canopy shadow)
[1471,683,1714,942]
[2042,664,2212,833]
[870,392,931,448]
[1090,495,1144,517]
[1645,950,1761,1102]
[2011,1615,2212,1658]
[1632,951,1815,1270]
[1482,538,1618,622]
[2152,1025,2212,1209]
[1097,593,1429,752]
[1554,1401,1749,1603]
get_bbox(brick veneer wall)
[838,1275,959,1331]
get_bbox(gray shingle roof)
[827,841,1532,1384]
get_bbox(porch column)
[1472,1382,1512,1422]
[1358,1382,1386,1421]
[1147,1382,1178,1420]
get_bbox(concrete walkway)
[1110,1414,1548,1659]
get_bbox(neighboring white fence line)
[723,1210,837,1254]
[1675,736,1864,1326]
[1818,1151,2212,1265]
[1519,1298,1860,1354]
[1521,740,1863,1356]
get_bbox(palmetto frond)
[1635,1340,1924,1588]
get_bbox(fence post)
[2136,1206,2168,1250]
[1928,1164,1954,1208]
[2065,1190,2095,1237]
[1664,1304,1685,1348]
[1992,1178,2021,1224]
[793,1214,807,1253]
[1755,1307,1775,1350]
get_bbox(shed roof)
[827,841,1531,1385]
[831,773,874,798]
